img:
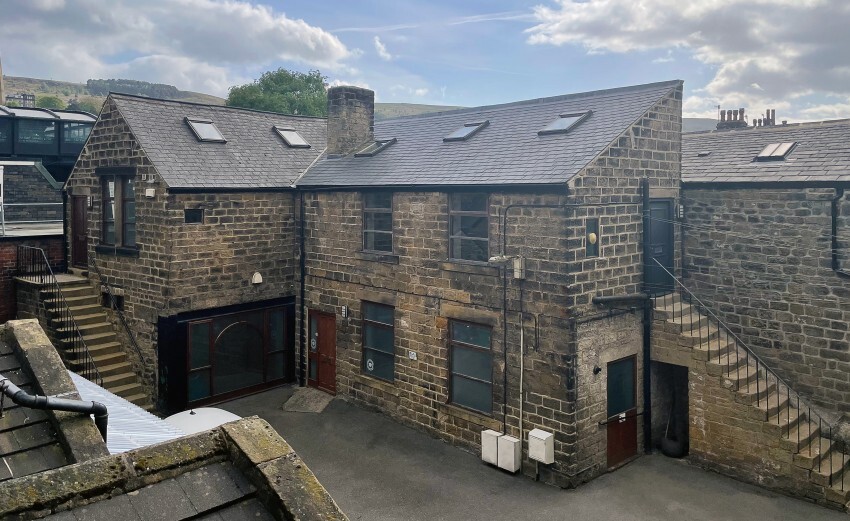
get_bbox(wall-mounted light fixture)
[593,365,602,375]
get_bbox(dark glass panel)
[450,193,487,212]
[451,322,490,348]
[365,211,392,232]
[103,223,115,245]
[189,322,210,369]
[123,223,136,247]
[269,309,284,352]
[364,231,392,252]
[363,303,393,324]
[452,216,487,238]
[451,376,491,413]
[451,238,488,262]
[17,120,56,144]
[362,349,394,381]
[607,357,636,417]
[267,352,285,381]
[212,321,264,394]
[364,193,392,210]
[452,345,492,382]
[188,370,210,402]
[364,324,393,354]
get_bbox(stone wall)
[65,97,300,397]
[301,83,682,487]
[302,190,578,483]
[0,236,63,323]
[0,163,62,222]
[683,187,850,414]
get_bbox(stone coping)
[0,416,348,520]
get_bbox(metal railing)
[87,253,145,365]
[651,258,847,490]
[15,246,103,387]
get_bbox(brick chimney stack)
[327,86,375,157]
[716,106,748,130]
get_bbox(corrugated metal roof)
[70,372,185,454]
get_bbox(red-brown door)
[606,355,638,468]
[71,195,88,268]
[308,310,336,394]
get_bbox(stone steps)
[654,293,850,510]
[40,278,152,411]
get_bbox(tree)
[226,69,327,116]
[36,95,66,109]
[67,97,102,114]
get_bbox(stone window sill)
[437,402,501,431]
[95,244,140,258]
[355,251,400,264]
[440,261,498,277]
[353,374,400,396]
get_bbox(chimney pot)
[771,109,776,125]
[720,110,726,122]
[733,109,739,121]
[739,108,745,122]
[326,86,375,157]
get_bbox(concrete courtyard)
[220,387,847,521]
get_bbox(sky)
[2,0,849,122]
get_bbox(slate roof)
[110,94,327,189]
[44,461,271,521]
[0,339,68,482]
[298,80,682,188]
[683,119,850,184]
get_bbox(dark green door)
[646,200,674,295]
[607,355,637,467]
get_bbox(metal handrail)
[87,253,145,365]
[15,246,103,387]
[651,258,846,490]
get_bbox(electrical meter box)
[497,435,521,472]
[481,429,502,466]
[528,428,554,464]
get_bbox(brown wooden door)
[71,196,88,268]
[606,355,638,468]
[308,310,336,394]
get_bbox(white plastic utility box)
[497,435,521,472]
[528,428,554,464]
[481,429,501,466]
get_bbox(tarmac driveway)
[220,387,846,521]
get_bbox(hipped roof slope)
[683,119,850,184]
[298,80,682,188]
[110,93,327,189]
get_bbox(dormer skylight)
[185,117,226,143]
[274,126,310,148]
[538,111,591,136]
[444,120,489,142]
[355,138,397,157]
[755,142,796,161]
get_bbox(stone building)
[682,119,850,416]
[63,93,326,412]
[297,81,683,485]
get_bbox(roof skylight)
[355,138,397,157]
[755,142,796,161]
[274,126,310,148]
[185,117,226,143]
[538,111,591,136]
[444,120,489,142]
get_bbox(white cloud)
[413,88,429,97]
[0,0,352,97]
[374,36,393,61]
[528,0,850,119]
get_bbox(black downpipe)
[298,191,307,386]
[831,188,850,279]
[0,375,108,442]
[641,177,653,454]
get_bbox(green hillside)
[3,75,225,110]
[375,102,462,120]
